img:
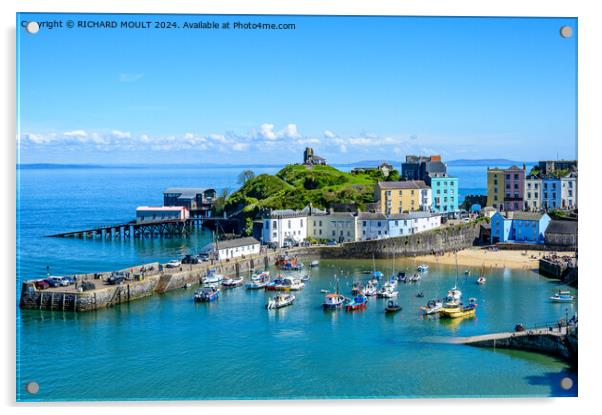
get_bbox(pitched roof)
[212,237,260,250]
[545,220,577,235]
[377,180,429,190]
[358,212,387,220]
[163,187,213,194]
[387,212,440,220]
[507,211,547,221]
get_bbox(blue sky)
[17,14,577,164]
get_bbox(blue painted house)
[490,211,551,244]
[429,176,459,214]
[542,175,562,210]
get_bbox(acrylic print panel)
[16,13,578,401]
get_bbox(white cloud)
[323,129,337,138]
[63,130,88,138]
[258,123,278,140]
[110,130,131,139]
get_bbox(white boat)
[476,276,486,285]
[364,281,378,296]
[247,273,270,289]
[417,264,429,272]
[165,260,182,268]
[377,286,398,298]
[222,276,244,288]
[323,293,346,310]
[300,274,310,282]
[251,270,270,282]
[203,270,224,284]
[275,277,304,291]
[549,290,575,303]
[420,299,443,315]
[409,273,421,283]
[310,260,320,267]
[266,294,296,309]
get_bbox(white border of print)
[1,1,600,414]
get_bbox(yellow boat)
[439,299,477,319]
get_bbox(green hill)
[225,164,384,218]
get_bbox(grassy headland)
[224,164,392,219]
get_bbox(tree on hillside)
[244,217,254,236]
[238,170,256,185]
[212,188,231,216]
[386,169,400,181]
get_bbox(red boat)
[345,294,368,311]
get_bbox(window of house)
[272,221,277,229]
[288,220,291,229]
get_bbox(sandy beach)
[413,247,576,270]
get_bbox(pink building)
[502,165,526,211]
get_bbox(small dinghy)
[300,274,310,282]
[203,269,224,284]
[310,260,320,267]
[417,264,429,272]
[266,294,296,309]
[320,289,330,294]
[377,286,398,298]
[476,276,486,285]
[416,291,424,298]
[184,283,192,289]
[385,300,402,314]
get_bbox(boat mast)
[454,252,459,289]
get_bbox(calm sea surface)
[17,164,575,401]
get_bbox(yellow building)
[375,181,432,214]
[487,168,505,210]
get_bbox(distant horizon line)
[17,158,547,169]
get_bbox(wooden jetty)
[47,217,239,239]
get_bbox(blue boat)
[194,286,220,302]
[345,294,368,311]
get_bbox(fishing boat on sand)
[266,294,296,309]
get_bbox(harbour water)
[17,164,574,401]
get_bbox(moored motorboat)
[476,276,486,285]
[376,286,398,298]
[409,273,421,283]
[194,286,220,302]
[384,300,402,314]
[265,275,286,291]
[420,299,443,315]
[396,272,406,282]
[275,277,304,291]
[549,290,575,303]
[266,294,296,309]
[246,273,270,289]
[417,264,429,272]
[363,281,378,296]
[323,293,346,310]
[300,274,310,282]
[345,294,368,311]
[222,276,244,288]
[203,269,224,284]
[310,260,320,267]
[440,298,477,319]
[251,270,270,282]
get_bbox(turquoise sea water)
[16,164,574,401]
